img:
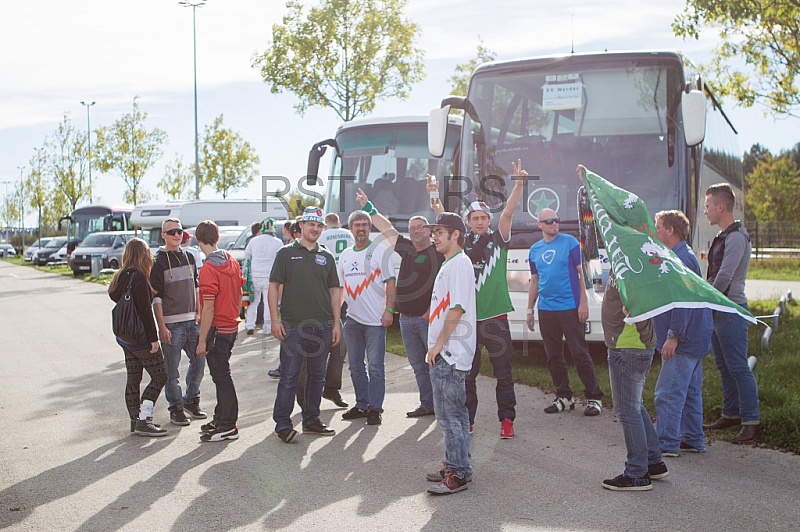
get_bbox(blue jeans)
[711,306,760,424]
[273,325,332,432]
[345,320,386,412]
[161,320,205,408]
[607,348,662,478]
[430,356,472,479]
[399,314,433,411]
[205,332,238,430]
[655,355,705,453]
[466,318,516,424]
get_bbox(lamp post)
[0,181,10,246]
[180,0,205,200]
[80,101,96,204]
[17,166,24,253]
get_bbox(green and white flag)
[579,166,755,324]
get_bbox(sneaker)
[426,461,473,482]
[200,426,239,442]
[322,392,349,408]
[680,441,705,453]
[584,399,602,416]
[602,473,652,491]
[367,410,382,425]
[303,417,335,436]
[131,418,160,432]
[169,405,191,426]
[500,418,514,439]
[469,424,474,435]
[277,427,299,443]
[246,328,254,335]
[184,399,208,419]
[134,419,168,437]
[342,407,367,420]
[427,471,468,495]
[268,367,281,379]
[406,406,435,418]
[648,462,669,480]
[544,396,575,414]
[661,449,681,458]
[200,420,219,433]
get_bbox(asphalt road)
[1,261,799,532]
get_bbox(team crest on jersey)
[415,255,427,263]
[542,249,556,265]
[315,255,327,266]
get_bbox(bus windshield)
[328,122,459,228]
[459,55,686,247]
[64,205,133,241]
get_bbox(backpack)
[112,271,148,346]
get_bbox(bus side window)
[111,213,125,232]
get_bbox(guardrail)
[751,289,793,378]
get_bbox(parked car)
[24,238,52,261]
[70,231,137,276]
[0,243,17,257]
[32,237,72,266]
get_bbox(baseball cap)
[465,200,493,219]
[424,212,467,234]
[300,207,325,224]
[181,230,192,244]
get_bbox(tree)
[673,0,800,117]
[252,0,425,121]
[745,154,800,221]
[94,98,167,205]
[284,189,322,218]
[742,143,772,177]
[158,154,195,200]
[449,38,496,97]
[25,147,48,241]
[45,114,89,212]
[200,115,261,199]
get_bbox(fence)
[744,221,800,256]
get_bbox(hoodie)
[198,249,245,335]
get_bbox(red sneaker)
[500,418,514,439]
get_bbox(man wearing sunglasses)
[527,208,604,417]
[151,217,205,426]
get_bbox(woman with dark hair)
[108,237,168,437]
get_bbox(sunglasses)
[541,218,560,225]
[164,228,184,236]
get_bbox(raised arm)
[356,188,400,248]
[499,159,529,240]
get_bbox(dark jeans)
[206,332,239,430]
[538,308,603,401]
[123,345,167,420]
[466,317,516,424]
[297,325,346,401]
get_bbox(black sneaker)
[648,462,669,480]
[323,391,349,408]
[131,418,160,432]
[268,367,281,379]
[366,410,382,425]
[184,399,208,419]
[602,473,652,491]
[544,397,575,414]
[277,427,299,443]
[169,405,191,426]
[406,407,435,418]
[134,419,168,437]
[200,426,239,442]
[200,420,219,433]
[342,407,367,420]
[303,417,335,436]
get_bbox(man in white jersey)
[423,212,476,495]
[244,219,283,335]
[339,209,396,426]
[296,213,355,408]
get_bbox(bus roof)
[71,204,133,214]
[473,50,686,76]
[336,114,462,134]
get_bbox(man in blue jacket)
[653,210,712,456]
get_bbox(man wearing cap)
[243,218,283,335]
[268,206,342,443]
[429,160,528,439]
[151,217,205,426]
[527,207,604,416]
[356,189,443,418]
[424,212,476,495]
[338,208,397,426]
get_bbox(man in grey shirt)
[702,183,759,443]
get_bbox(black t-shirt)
[394,235,445,316]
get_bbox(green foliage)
[45,114,89,212]
[158,154,195,200]
[284,189,322,218]
[94,98,167,205]
[200,115,260,199]
[673,0,800,117]
[743,143,800,222]
[748,257,800,281]
[449,38,496,97]
[252,0,425,121]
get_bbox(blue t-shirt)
[528,233,582,311]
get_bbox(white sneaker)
[544,397,575,414]
[584,399,602,416]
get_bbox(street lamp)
[80,101,96,204]
[180,0,206,200]
[17,166,24,253]
[0,181,10,245]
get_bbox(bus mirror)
[307,139,337,186]
[682,90,706,147]
[428,106,451,158]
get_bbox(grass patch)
[748,257,800,281]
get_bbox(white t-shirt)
[427,251,476,371]
[320,227,355,282]
[244,234,284,278]
[339,240,396,326]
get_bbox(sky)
[2,0,798,225]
